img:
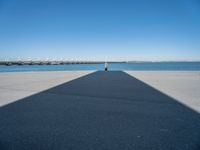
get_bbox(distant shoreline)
[0,61,200,66]
[0,62,200,72]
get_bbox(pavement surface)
[0,71,93,106]
[0,71,200,150]
[126,71,200,113]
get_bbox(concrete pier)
[0,71,94,107]
[0,71,200,150]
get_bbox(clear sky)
[0,0,200,61]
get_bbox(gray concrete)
[0,71,94,106]
[0,71,200,150]
[126,71,200,113]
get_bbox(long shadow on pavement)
[0,71,200,150]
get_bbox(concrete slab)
[0,71,94,106]
[125,71,200,113]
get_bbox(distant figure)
[104,62,108,71]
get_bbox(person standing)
[104,62,108,71]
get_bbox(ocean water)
[0,62,200,72]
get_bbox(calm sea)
[0,62,200,72]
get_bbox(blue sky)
[0,0,200,61]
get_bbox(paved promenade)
[0,71,93,106]
[0,71,200,150]
[126,71,200,113]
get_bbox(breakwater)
[0,60,106,66]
